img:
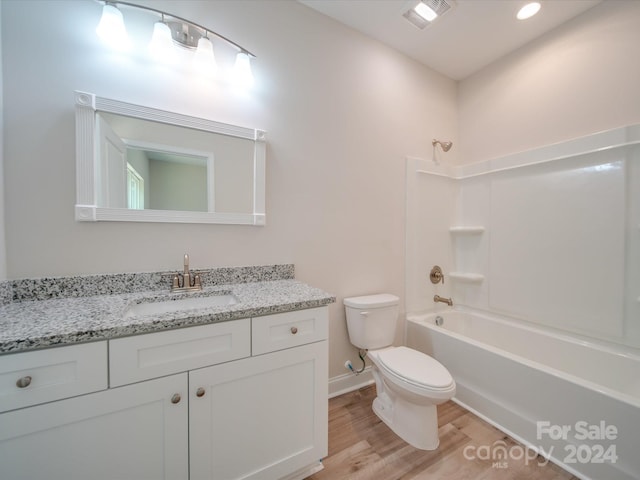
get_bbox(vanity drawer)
[109,319,251,387]
[252,307,328,355]
[0,342,108,413]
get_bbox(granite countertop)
[0,266,335,354]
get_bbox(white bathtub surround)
[407,310,640,480]
[405,125,640,479]
[406,123,640,349]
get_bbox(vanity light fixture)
[233,52,255,87]
[148,15,175,63]
[193,36,217,76]
[95,3,130,51]
[96,1,254,82]
[403,0,454,29]
[517,2,541,20]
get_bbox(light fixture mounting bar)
[167,21,201,50]
[101,0,256,57]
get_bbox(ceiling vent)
[403,0,455,29]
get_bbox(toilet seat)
[375,346,455,393]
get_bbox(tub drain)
[435,316,444,326]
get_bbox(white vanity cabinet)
[190,308,329,480]
[0,306,328,480]
[0,341,188,480]
[0,373,188,480]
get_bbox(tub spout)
[434,295,453,306]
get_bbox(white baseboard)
[280,461,324,480]
[328,367,374,398]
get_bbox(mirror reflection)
[125,146,209,212]
[97,112,254,214]
[75,91,266,225]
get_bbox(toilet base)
[371,378,440,450]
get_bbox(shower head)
[432,139,453,152]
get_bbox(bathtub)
[406,309,640,480]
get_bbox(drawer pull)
[290,326,298,335]
[196,387,206,398]
[171,393,181,404]
[16,376,32,388]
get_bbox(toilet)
[344,293,456,450]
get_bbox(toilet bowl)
[370,346,456,404]
[367,345,456,449]
[344,294,456,450]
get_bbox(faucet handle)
[171,254,202,292]
[430,265,445,284]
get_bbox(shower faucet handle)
[430,266,445,284]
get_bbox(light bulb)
[149,21,176,62]
[194,37,217,76]
[414,2,438,22]
[517,2,541,20]
[96,3,130,51]
[233,52,254,87]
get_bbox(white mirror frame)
[75,91,266,225]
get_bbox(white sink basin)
[125,293,238,318]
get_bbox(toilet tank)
[343,294,400,349]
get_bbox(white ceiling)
[298,0,602,80]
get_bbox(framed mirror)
[75,91,266,225]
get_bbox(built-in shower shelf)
[449,226,485,235]
[449,272,484,283]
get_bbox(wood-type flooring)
[308,385,579,480]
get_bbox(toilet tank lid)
[343,294,399,309]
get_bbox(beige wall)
[0,3,5,280]
[458,0,640,164]
[1,0,457,379]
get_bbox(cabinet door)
[0,373,188,480]
[189,341,328,480]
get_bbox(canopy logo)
[463,421,619,470]
[463,440,549,469]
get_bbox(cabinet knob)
[171,393,181,404]
[16,375,32,388]
[196,387,206,398]
[290,326,298,335]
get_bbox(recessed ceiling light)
[517,2,541,20]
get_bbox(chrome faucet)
[434,295,453,306]
[171,254,202,293]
